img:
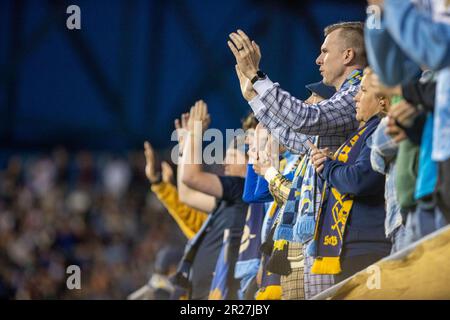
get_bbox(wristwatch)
[251,70,267,85]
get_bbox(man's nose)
[315,54,322,65]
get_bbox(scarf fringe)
[255,285,282,300]
[260,239,274,256]
[260,226,275,255]
[293,215,315,243]
[311,257,342,275]
[266,240,292,276]
[234,259,261,280]
[273,224,294,241]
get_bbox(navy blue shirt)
[190,176,248,300]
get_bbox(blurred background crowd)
[0,147,184,299]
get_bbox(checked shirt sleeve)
[251,77,359,139]
[263,167,293,207]
[249,96,313,154]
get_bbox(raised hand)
[175,112,190,151]
[265,134,280,169]
[253,145,271,176]
[388,100,418,128]
[246,129,258,164]
[187,100,211,133]
[144,141,161,183]
[161,161,174,184]
[311,147,330,174]
[386,117,408,143]
[228,29,261,80]
[308,140,332,174]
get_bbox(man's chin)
[322,77,331,86]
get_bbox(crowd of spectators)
[0,148,184,299]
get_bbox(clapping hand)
[385,100,417,143]
[161,161,174,184]
[174,112,190,152]
[253,124,278,176]
[388,100,418,129]
[144,141,161,184]
[253,148,271,176]
[187,100,211,133]
[308,141,333,174]
[385,117,408,143]
[228,29,261,81]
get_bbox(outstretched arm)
[174,113,217,212]
[228,29,359,139]
[182,100,224,199]
[233,64,312,154]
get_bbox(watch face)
[257,70,266,79]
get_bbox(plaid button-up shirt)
[248,70,362,154]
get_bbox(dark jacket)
[322,116,391,258]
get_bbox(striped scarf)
[267,157,308,275]
[273,156,308,242]
[309,120,379,274]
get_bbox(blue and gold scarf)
[310,119,379,274]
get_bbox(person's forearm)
[181,131,223,198]
[323,160,383,196]
[182,132,203,183]
[177,138,216,212]
[252,78,359,137]
[364,19,421,86]
[385,0,450,71]
[370,120,399,160]
[370,148,389,175]
[249,96,311,154]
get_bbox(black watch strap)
[251,70,266,85]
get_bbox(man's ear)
[378,97,389,115]
[343,48,356,66]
